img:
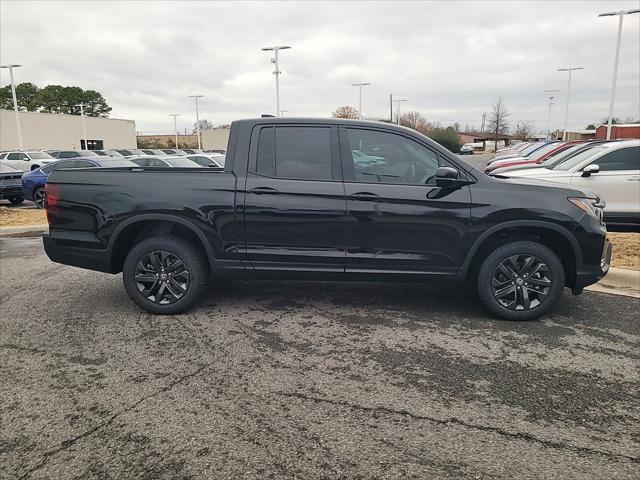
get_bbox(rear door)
[571,146,640,215]
[340,126,472,276]
[242,124,347,273]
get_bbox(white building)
[0,109,136,150]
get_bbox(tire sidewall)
[477,241,565,321]
[122,236,207,315]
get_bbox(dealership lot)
[1,237,638,479]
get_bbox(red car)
[485,141,586,173]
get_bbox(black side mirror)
[435,166,462,188]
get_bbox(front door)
[243,124,347,274]
[340,127,471,276]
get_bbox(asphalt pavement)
[1,234,639,479]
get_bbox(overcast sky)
[1,0,639,134]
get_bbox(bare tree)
[487,97,510,151]
[332,105,359,119]
[399,110,430,133]
[514,120,535,141]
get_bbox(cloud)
[1,0,638,134]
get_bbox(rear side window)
[59,151,79,158]
[590,147,639,171]
[256,126,332,181]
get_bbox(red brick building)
[595,124,640,139]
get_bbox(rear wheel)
[33,188,46,209]
[9,196,24,205]
[122,236,208,315]
[477,241,565,321]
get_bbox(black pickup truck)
[43,118,611,320]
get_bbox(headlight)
[568,197,605,221]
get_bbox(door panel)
[242,124,347,272]
[571,170,640,214]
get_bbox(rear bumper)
[574,237,611,291]
[43,234,113,273]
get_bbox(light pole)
[279,110,288,117]
[261,46,291,117]
[351,82,371,119]
[170,114,179,149]
[599,9,640,140]
[394,99,407,125]
[0,64,23,150]
[557,66,584,141]
[74,103,88,149]
[189,94,204,149]
[543,89,560,140]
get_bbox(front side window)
[553,146,607,171]
[256,126,332,181]
[28,152,54,159]
[345,128,445,185]
[590,147,639,171]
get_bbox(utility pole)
[0,64,23,150]
[389,93,394,122]
[261,46,291,117]
[543,90,561,140]
[279,110,288,116]
[598,9,640,139]
[558,66,584,141]
[351,82,371,119]
[394,99,407,125]
[188,94,204,149]
[170,114,179,149]
[481,112,486,133]
[74,103,88,149]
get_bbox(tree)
[332,105,359,119]
[487,97,509,151]
[0,82,41,111]
[82,89,112,117]
[192,119,214,134]
[513,120,535,141]
[36,85,65,113]
[427,127,462,153]
[399,111,429,133]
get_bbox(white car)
[0,151,56,171]
[503,140,640,227]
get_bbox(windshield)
[164,157,200,167]
[526,143,560,159]
[28,152,54,159]
[542,145,584,166]
[520,143,546,156]
[96,160,136,167]
[552,146,607,171]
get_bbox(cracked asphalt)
[1,237,639,479]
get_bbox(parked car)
[0,163,25,204]
[160,149,183,155]
[485,141,586,173]
[0,151,55,171]
[43,118,611,321]
[116,149,147,157]
[204,149,226,154]
[49,150,102,159]
[96,150,125,158]
[140,149,169,156]
[186,154,225,167]
[128,156,203,168]
[489,142,555,163]
[180,149,204,154]
[22,157,137,208]
[502,140,639,227]
[459,144,475,155]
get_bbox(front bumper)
[573,237,611,291]
[0,186,23,199]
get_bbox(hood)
[498,175,600,200]
[499,167,571,179]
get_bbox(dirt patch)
[0,207,46,227]
[609,233,639,271]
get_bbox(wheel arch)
[459,220,582,288]
[107,214,216,273]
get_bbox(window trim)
[338,126,456,186]
[582,146,640,172]
[248,123,341,182]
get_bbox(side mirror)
[581,164,600,177]
[435,166,462,188]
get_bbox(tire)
[122,235,208,315]
[33,188,46,209]
[477,241,565,321]
[9,196,24,205]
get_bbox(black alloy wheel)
[491,254,551,310]
[34,188,46,209]
[134,250,190,304]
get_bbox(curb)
[586,267,640,298]
[0,224,49,238]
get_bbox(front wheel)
[33,188,46,209]
[477,241,565,321]
[122,236,208,315]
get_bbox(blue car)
[22,157,136,208]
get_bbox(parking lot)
[1,236,638,479]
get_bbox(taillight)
[45,184,59,208]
